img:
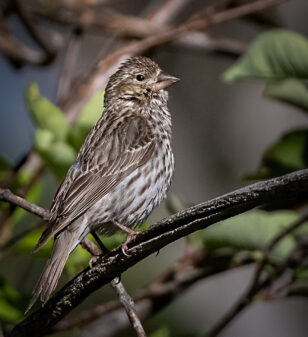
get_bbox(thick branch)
[8,169,308,337]
[54,248,246,335]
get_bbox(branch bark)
[8,169,308,337]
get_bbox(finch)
[26,56,179,312]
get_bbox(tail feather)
[25,230,76,314]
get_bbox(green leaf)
[264,79,308,113]
[223,30,308,82]
[203,210,298,263]
[245,129,308,179]
[26,83,69,140]
[68,91,104,150]
[34,129,77,179]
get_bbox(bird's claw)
[121,232,138,257]
[89,255,99,268]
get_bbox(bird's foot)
[89,255,99,268]
[121,231,138,257]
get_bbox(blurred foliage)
[150,326,170,337]
[223,29,308,179]
[264,79,308,113]
[223,30,308,81]
[244,129,308,179]
[13,228,52,258]
[68,90,104,151]
[27,83,70,140]
[203,210,304,263]
[26,83,103,180]
[0,278,24,324]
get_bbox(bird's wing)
[34,116,155,252]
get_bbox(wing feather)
[34,116,155,252]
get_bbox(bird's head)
[105,56,179,105]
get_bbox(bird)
[26,56,179,313]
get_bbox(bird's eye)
[136,74,145,81]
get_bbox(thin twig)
[0,188,49,220]
[56,29,82,102]
[81,237,147,337]
[205,214,308,337]
[60,0,287,122]
[8,169,308,337]
[13,0,56,65]
[110,280,147,337]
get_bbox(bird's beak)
[154,72,180,91]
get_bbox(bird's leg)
[91,232,109,255]
[88,232,110,267]
[113,221,138,256]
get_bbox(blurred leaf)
[245,129,308,179]
[14,229,52,257]
[203,210,298,263]
[264,79,308,113]
[0,278,23,323]
[223,30,308,82]
[68,91,104,151]
[26,83,69,140]
[295,267,308,281]
[34,129,77,180]
[66,245,90,276]
[101,232,126,251]
[150,326,170,337]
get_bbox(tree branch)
[0,188,49,220]
[110,279,147,337]
[53,248,249,335]
[8,169,308,337]
[60,0,287,122]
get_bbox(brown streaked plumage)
[26,56,179,313]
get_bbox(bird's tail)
[25,229,77,314]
